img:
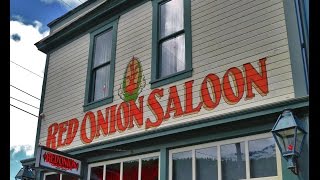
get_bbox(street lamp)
[15,166,35,180]
[271,109,307,175]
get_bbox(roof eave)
[35,0,139,54]
[47,0,98,28]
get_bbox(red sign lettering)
[43,152,79,171]
[46,58,269,149]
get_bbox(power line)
[10,85,41,100]
[10,60,43,78]
[78,0,83,3]
[10,97,39,109]
[10,104,38,118]
[59,0,73,9]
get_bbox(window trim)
[44,172,80,180]
[87,152,160,180]
[150,0,192,89]
[44,172,61,180]
[83,19,118,112]
[169,133,283,180]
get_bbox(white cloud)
[11,15,24,22]
[11,145,34,157]
[10,20,49,153]
[40,0,87,9]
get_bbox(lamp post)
[15,166,35,180]
[271,109,307,175]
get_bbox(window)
[151,0,192,88]
[172,151,192,180]
[84,20,118,111]
[221,142,246,180]
[88,152,159,180]
[44,173,79,180]
[169,133,282,180]
[196,147,218,180]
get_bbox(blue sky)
[11,0,65,32]
[10,0,87,179]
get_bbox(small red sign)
[43,152,79,171]
[35,146,82,177]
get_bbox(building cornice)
[35,0,146,54]
[47,0,98,28]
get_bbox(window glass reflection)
[196,146,218,180]
[93,65,110,101]
[249,138,277,178]
[172,151,192,180]
[93,29,113,67]
[221,142,246,180]
[160,0,184,38]
[90,166,103,180]
[160,34,185,78]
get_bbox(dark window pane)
[62,174,78,180]
[172,151,192,180]
[141,156,159,180]
[160,34,185,78]
[123,160,139,180]
[249,138,277,178]
[90,166,103,180]
[106,163,120,180]
[93,29,113,67]
[221,142,246,180]
[93,65,110,101]
[196,147,218,180]
[160,0,184,38]
[45,174,60,180]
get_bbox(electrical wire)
[10,85,41,100]
[10,97,39,109]
[10,60,43,78]
[59,0,73,9]
[10,104,38,118]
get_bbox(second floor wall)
[38,0,307,151]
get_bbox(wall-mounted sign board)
[35,146,82,177]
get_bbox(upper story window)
[84,20,118,111]
[150,0,192,88]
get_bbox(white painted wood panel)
[39,0,296,151]
[193,4,284,43]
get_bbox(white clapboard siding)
[39,0,296,151]
[39,48,291,127]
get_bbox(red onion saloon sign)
[46,57,269,149]
[35,146,82,176]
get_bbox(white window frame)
[169,132,282,180]
[44,172,61,180]
[43,172,80,180]
[87,152,160,180]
